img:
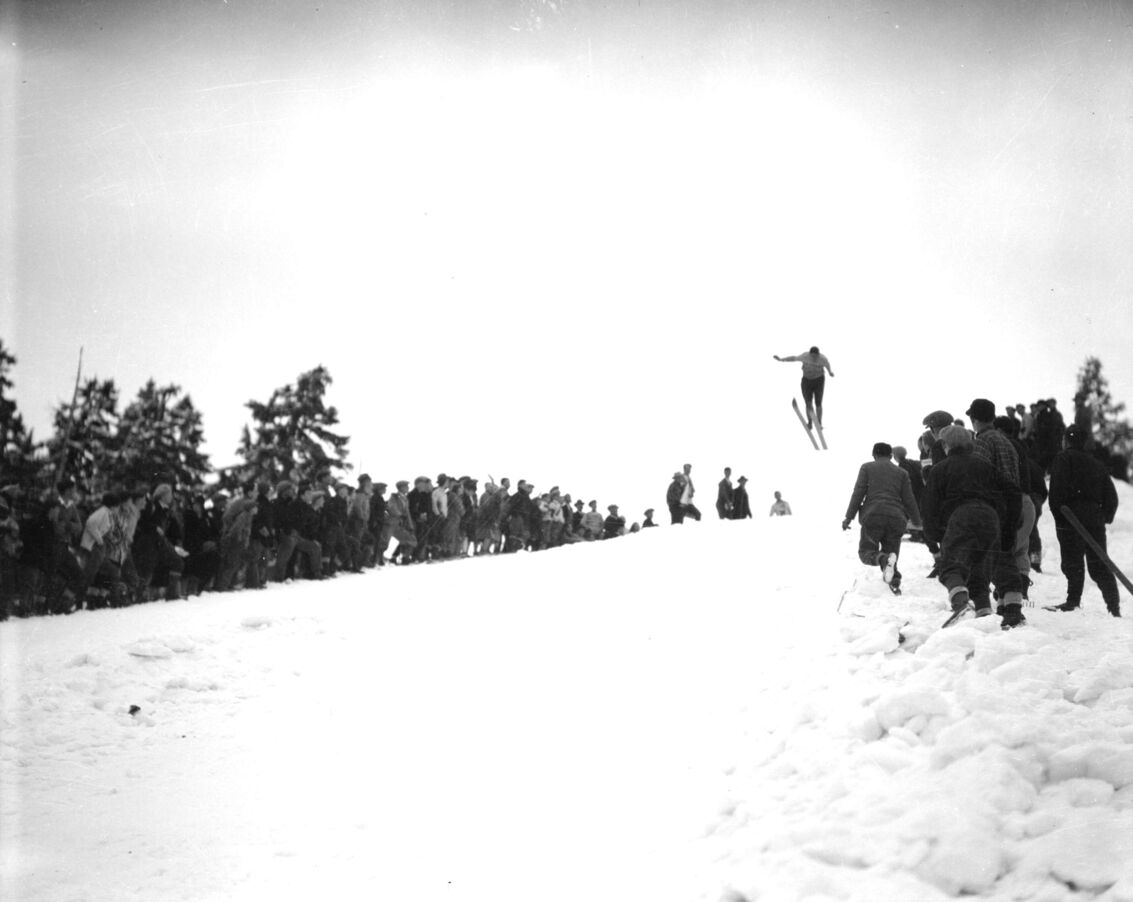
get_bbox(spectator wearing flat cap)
[842,442,922,593]
[920,410,954,477]
[603,505,626,540]
[642,508,657,528]
[580,501,604,540]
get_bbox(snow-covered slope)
[2,476,1132,902]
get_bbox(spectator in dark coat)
[716,468,734,519]
[247,480,275,589]
[272,482,323,581]
[921,426,1013,625]
[182,493,220,595]
[1048,424,1120,616]
[408,478,434,562]
[131,484,185,600]
[967,398,1025,618]
[603,505,626,539]
[842,443,921,593]
[731,477,752,519]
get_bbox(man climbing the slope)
[842,442,922,594]
[773,346,835,427]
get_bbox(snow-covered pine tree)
[46,378,121,497]
[237,365,351,487]
[114,380,211,489]
[1074,356,1131,481]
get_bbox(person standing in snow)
[1048,424,1120,616]
[716,468,734,519]
[773,346,834,427]
[678,463,702,522]
[729,477,752,519]
[603,505,626,539]
[966,398,1026,626]
[768,490,791,517]
[920,425,1013,626]
[642,508,658,528]
[842,442,921,594]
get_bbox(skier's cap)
[965,398,996,422]
[608,504,619,512]
[940,425,973,450]
[396,480,409,489]
[922,410,953,430]
[872,442,893,458]
[1065,424,1088,448]
[738,476,748,483]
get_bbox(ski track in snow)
[2,475,1133,902]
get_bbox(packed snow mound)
[2,477,1132,902]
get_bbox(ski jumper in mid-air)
[774,346,834,427]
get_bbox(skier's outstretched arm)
[774,354,800,363]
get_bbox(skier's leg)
[812,376,826,426]
[800,378,816,425]
[1057,524,1086,606]
[857,520,882,567]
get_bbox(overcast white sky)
[3,0,1132,512]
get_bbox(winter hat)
[966,398,996,422]
[940,425,973,451]
[922,410,954,430]
[358,473,372,486]
[644,508,654,515]
[153,484,173,505]
[1065,424,1088,448]
[276,480,296,497]
[872,442,893,458]
[738,476,748,483]
[608,504,619,512]
[396,480,410,490]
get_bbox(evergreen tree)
[1074,356,1131,480]
[46,378,121,496]
[115,380,211,489]
[0,339,43,487]
[238,365,351,486]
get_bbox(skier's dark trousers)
[1049,424,1120,614]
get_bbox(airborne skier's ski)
[813,417,828,450]
[791,399,820,450]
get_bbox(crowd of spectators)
[0,467,683,619]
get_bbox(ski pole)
[1059,505,1133,597]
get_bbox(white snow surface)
[3,454,1133,902]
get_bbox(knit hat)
[966,398,996,422]
[922,410,954,430]
[940,425,973,450]
[872,442,893,458]
[1065,424,1088,448]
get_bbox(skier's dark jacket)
[1049,448,1118,526]
[920,447,1009,546]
